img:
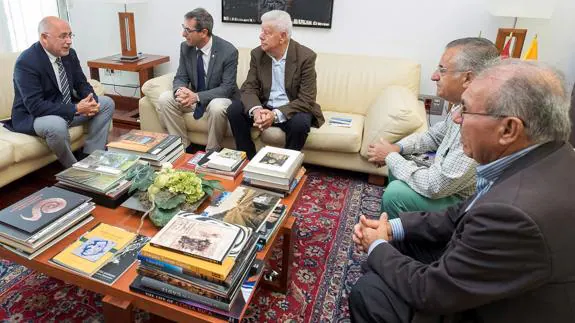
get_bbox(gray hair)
[37,16,60,34]
[184,8,213,36]
[446,37,500,75]
[480,59,572,143]
[261,10,292,38]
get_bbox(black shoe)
[185,145,195,154]
[74,150,89,161]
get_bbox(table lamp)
[487,0,556,58]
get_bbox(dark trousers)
[349,240,445,323]
[227,99,312,159]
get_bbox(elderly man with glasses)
[157,8,239,153]
[351,59,575,323]
[227,10,324,159]
[5,16,114,168]
[367,37,499,219]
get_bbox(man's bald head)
[38,16,73,57]
[479,59,571,143]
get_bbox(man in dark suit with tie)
[7,16,114,168]
[157,8,239,153]
[350,59,575,323]
[227,10,324,159]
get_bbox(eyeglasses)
[182,24,202,34]
[452,106,528,127]
[44,32,74,40]
[435,66,465,76]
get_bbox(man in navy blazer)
[351,60,575,322]
[6,16,114,168]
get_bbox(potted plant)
[126,163,222,227]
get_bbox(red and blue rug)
[0,167,383,322]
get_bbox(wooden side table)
[87,54,170,129]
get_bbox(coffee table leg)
[103,295,133,322]
[262,217,295,294]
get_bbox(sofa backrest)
[0,52,19,120]
[236,48,421,115]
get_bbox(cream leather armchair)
[139,48,427,175]
[0,52,105,188]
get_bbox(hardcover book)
[201,186,281,233]
[150,214,241,264]
[51,223,137,276]
[56,168,125,193]
[106,130,169,153]
[0,186,90,234]
[73,150,140,175]
[243,146,304,179]
[92,234,150,285]
[206,149,246,172]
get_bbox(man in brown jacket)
[227,10,324,159]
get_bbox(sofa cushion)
[259,111,364,153]
[0,125,84,163]
[0,52,19,121]
[0,140,14,170]
[360,86,425,158]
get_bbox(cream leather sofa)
[0,52,105,188]
[139,48,428,175]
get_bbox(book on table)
[56,168,126,194]
[51,223,137,276]
[72,150,140,175]
[0,201,94,254]
[205,148,246,172]
[91,234,150,285]
[243,146,304,180]
[0,186,91,235]
[150,214,241,265]
[108,133,182,161]
[106,130,169,153]
[201,186,281,233]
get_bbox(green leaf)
[150,207,180,227]
[127,163,156,192]
[155,191,186,209]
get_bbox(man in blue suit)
[6,16,114,168]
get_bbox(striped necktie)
[56,58,71,104]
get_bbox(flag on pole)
[522,35,538,60]
[501,33,513,59]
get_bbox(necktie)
[56,58,71,104]
[193,50,206,120]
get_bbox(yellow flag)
[522,35,538,60]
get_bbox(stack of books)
[202,186,288,249]
[132,213,261,320]
[50,222,150,285]
[178,149,248,180]
[241,146,306,197]
[0,186,94,259]
[54,150,139,208]
[107,130,184,168]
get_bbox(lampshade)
[487,0,556,19]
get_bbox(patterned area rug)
[0,167,383,322]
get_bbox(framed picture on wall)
[222,0,334,29]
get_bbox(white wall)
[68,0,575,96]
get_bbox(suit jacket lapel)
[36,43,59,90]
[284,41,297,100]
[261,54,272,100]
[206,36,217,86]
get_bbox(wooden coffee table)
[0,155,306,322]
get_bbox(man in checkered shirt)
[367,38,499,219]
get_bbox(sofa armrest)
[138,73,174,133]
[360,85,425,158]
[88,79,105,96]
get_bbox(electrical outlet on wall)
[418,94,446,116]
